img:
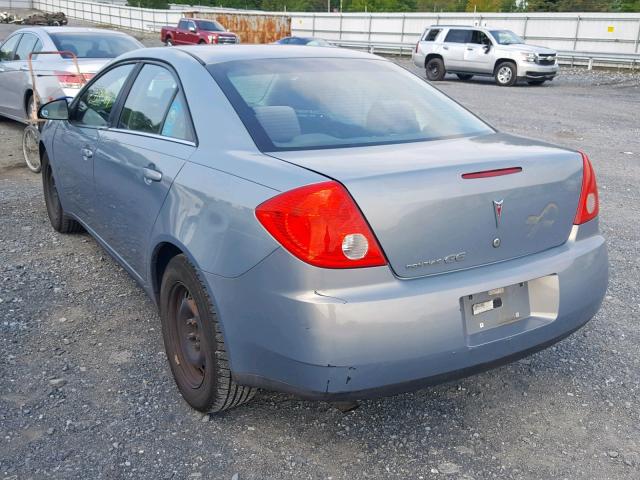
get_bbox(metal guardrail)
[329,39,640,70]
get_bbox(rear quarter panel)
[147,50,325,279]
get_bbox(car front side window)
[470,30,491,45]
[0,35,21,62]
[72,63,135,127]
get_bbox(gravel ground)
[2,17,640,480]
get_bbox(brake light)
[256,181,387,268]
[573,151,599,225]
[55,71,91,89]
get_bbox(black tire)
[456,73,473,81]
[495,61,517,87]
[160,254,256,413]
[425,57,446,81]
[41,152,83,233]
[165,38,173,46]
[527,79,546,85]
[198,40,206,45]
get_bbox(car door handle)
[466,47,474,51]
[443,46,449,50]
[143,167,162,183]
[81,148,93,159]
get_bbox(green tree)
[465,0,501,11]
[127,0,169,8]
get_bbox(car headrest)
[366,100,420,136]
[254,106,301,144]
[59,44,78,57]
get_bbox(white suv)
[412,25,559,86]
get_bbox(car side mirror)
[483,44,491,53]
[39,98,69,121]
[188,26,197,33]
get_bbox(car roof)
[186,18,220,22]
[119,45,386,65]
[429,25,486,29]
[15,26,135,36]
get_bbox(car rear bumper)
[204,221,607,400]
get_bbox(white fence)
[33,0,186,31]
[293,12,640,54]
[0,0,33,9]
[30,0,640,56]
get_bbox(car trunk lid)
[269,133,583,278]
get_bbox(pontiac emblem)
[493,199,504,228]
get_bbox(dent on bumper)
[204,222,607,400]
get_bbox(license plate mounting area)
[461,282,531,336]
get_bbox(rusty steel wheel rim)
[170,283,206,389]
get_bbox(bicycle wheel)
[23,125,41,173]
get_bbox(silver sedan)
[0,26,142,122]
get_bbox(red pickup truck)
[161,18,240,46]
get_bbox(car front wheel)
[42,152,83,233]
[160,254,256,413]
[425,57,446,81]
[495,62,517,87]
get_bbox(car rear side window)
[13,33,39,61]
[119,64,193,142]
[0,35,21,61]
[73,63,135,127]
[444,29,471,43]
[423,29,441,41]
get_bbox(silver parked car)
[37,46,606,413]
[413,25,559,86]
[0,27,142,122]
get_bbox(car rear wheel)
[527,79,546,85]
[160,254,256,413]
[495,62,517,87]
[456,74,473,81]
[42,152,83,233]
[165,38,173,46]
[425,58,445,81]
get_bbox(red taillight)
[256,181,387,268]
[573,151,599,225]
[55,71,91,89]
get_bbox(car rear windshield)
[196,20,225,32]
[208,58,493,152]
[49,33,140,59]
